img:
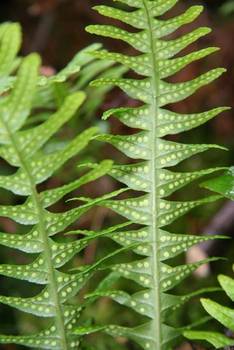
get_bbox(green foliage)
[0,2,231,349]
[0,22,120,349]
[184,273,234,348]
[202,166,234,201]
[76,0,230,349]
[34,42,126,124]
[184,168,234,348]
[220,0,234,16]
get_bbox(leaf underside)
[0,23,121,350]
[77,0,230,349]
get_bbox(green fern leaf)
[84,1,230,349]
[0,25,118,349]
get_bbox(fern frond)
[84,1,229,349]
[0,24,117,350]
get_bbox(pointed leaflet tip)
[219,106,232,112]
[207,46,221,54]
[199,27,212,35]
[85,25,95,34]
[212,144,229,151]
[185,5,204,21]
[200,298,210,306]
[218,274,234,301]
[25,52,41,68]
[192,5,204,14]
[92,5,102,12]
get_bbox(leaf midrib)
[1,117,68,350]
[142,1,162,348]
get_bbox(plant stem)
[143,1,162,348]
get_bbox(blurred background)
[0,0,233,349]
